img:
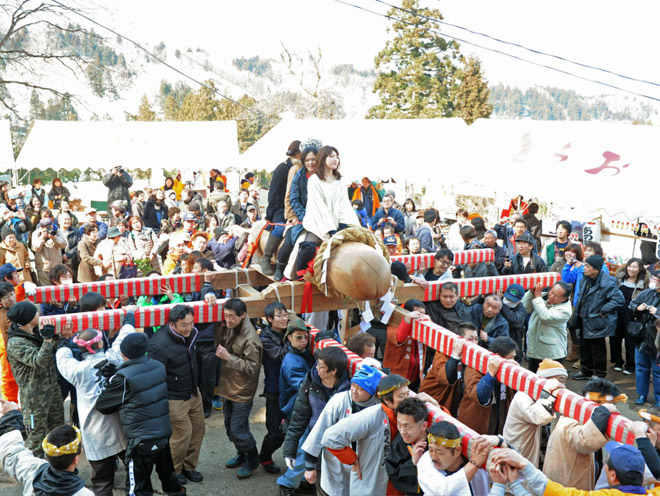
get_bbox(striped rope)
[30,273,205,304]
[40,299,225,334]
[391,248,494,272]
[424,272,561,300]
[410,318,635,445]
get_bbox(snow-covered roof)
[16,120,239,172]
[0,121,15,171]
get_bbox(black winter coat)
[266,159,292,221]
[148,324,199,400]
[95,355,171,445]
[571,269,625,339]
[143,200,168,230]
[260,325,286,395]
[502,252,547,274]
[282,367,350,458]
[103,171,134,214]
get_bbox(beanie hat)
[537,358,568,378]
[120,332,149,359]
[585,254,604,272]
[351,364,382,396]
[1,226,14,241]
[7,300,38,326]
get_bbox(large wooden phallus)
[308,227,392,301]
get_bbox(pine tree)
[366,0,461,119]
[127,95,157,121]
[452,56,492,125]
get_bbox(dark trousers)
[611,312,635,370]
[528,357,564,374]
[277,227,295,265]
[196,341,217,411]
[260,393,285,463]
[126,439,182,496]
[90,452,124,496]
[223,399,256,453]
[580,337,608,377]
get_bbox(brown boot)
[566,344,580,362]
[572,359,581,369]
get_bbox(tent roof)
[239,117,470,180]
[16,120,239,171]
[0,121,14,171]
[464,119,660,223]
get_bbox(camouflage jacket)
[6,325,59,407]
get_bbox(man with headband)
[321,374,441,496]
[543,376,624,490]
[416,420,494,496]
[0,398,93,495]
[56,305,137,496]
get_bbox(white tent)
[16,120,239,172]
[239,117,471,181]
[466,119,660,223]
[0,120,15,172]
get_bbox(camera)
[46,226,58,236]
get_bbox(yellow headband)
[586,392,628,404]
[427,433,461,449]
[42,425,82,457]
[377,380,411,398]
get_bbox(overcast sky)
[96,0,660,102]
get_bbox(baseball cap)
[182,212,196,222]
[515,232,534,245]
[85,207,97,215]
[0,263,22,279]
[383,235,397,246]
[504,284,525,303]
[605,442,645,478]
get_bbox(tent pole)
[632,217,640,258]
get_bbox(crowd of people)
[0,139,659,496]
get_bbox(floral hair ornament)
[586,392,628,404]
[427,433,461,448]
[42,425,82,457]
[300,138,323,151]
[73,329,103,354]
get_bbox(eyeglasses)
[273,313,288,319]
[291,335,308,341]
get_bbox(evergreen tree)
[366,0,461,119]
[127,95,157,121]
[452,56,492,125]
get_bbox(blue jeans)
[277,429,308,489]
[635,348,660,402]
[269,210,286,239]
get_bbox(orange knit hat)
[537,358,567,378]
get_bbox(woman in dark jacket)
[30,178,46,206]
[612,258,649,373]
[273,145,318,281]
[48,177,70,210]
[629,274,660,405]
[143,191,169,231]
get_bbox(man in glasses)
[258,302,290,475]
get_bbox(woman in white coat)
[297,146,358,275]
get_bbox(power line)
[377,0,660,90]
[49,0,274,123]
[334,0,660,103]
